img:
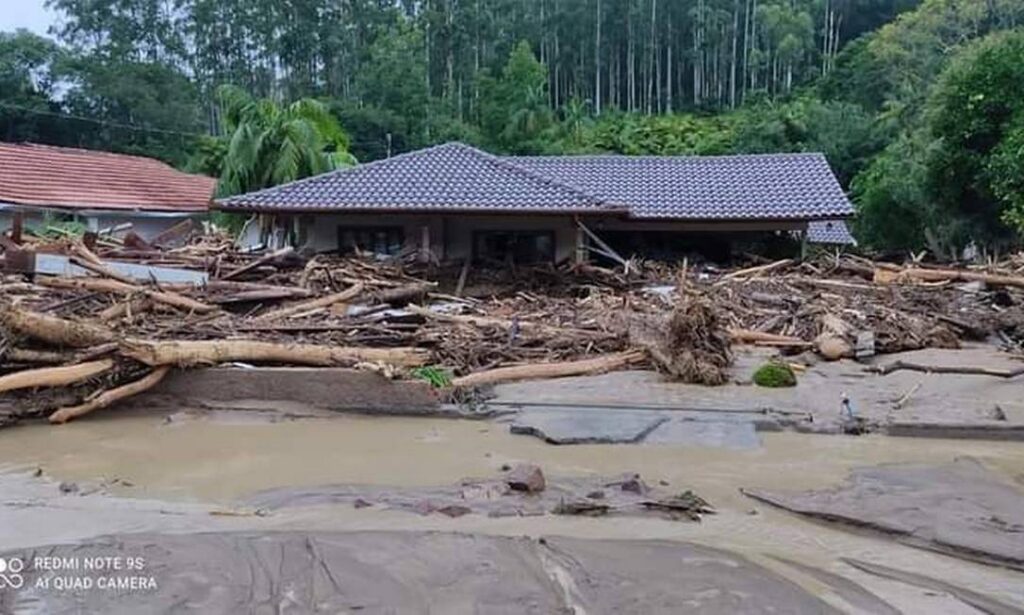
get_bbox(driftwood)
[255,283,365,321]
[874,267,1024,289]
[451,351,644,388]
[120,338,431,368]
[717,259,793,282]
[728,328,810,346]
[220,247,293,280]
[38,276,216,313]
[1,304,115,347]
[867,360,1024,378]
[49,366,171,424]
[408,304,607,339]
[0,359,114,394]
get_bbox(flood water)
[1,407,1023,612]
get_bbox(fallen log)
[866,361,1024,378]
[1,304,116,347]
[38,276,216,313]
[120,338,431,368]
[0,359,114,394]
[1,347,76,364]
[874,267,1024,289]
[728,328,808,346]
[717,259,793,283]
[408,304,607,339]
[254,283,365,321]
[49,366,171,424]
[220,247,294,280]
[451,350,644,388]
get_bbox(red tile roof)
[0,142,215,212]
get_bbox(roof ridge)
[506,151,828,163]
[446,143,608,207]
[216,141,463,204]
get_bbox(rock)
[606,474,647,493]
[553,500,611,516]
[32,467,43,478]
[586,490,606,500]
[412,500,436,516]
[499,463,512,472]
[506,463,545,493]
[353,498,373,509]
[58,481,79,494]
[817,336,852,361]
[437,505,472,518]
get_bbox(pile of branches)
[3,232,1024,428]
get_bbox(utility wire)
[0,101,207,138]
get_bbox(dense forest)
[2,0,1024,257]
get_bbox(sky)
[0,0,57,36]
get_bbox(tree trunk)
[120,339,432,368]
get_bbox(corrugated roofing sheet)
[0,142,215,212]
[217,142,854,221]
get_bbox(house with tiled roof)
[0,142,215,240]
[218,142,854,263]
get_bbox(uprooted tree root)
[631,291,733,385]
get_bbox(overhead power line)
[0,101,206,138]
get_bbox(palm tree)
[213,85,356,197]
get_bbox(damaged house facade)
[219,142,854,263]
[0,142,215,241]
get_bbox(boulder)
[506,463,546,493]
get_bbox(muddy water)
[2,407,1024,612]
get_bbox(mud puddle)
[2,407,1024,611]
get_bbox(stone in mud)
[506,463,545,493]
[586,490,606,499]
[353,498,373,509]
[58,481,78,494]
[612,473,648,495]
[437,505,472,518]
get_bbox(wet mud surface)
[2,531,845,614]
[744,457,1024,571]
[2,406,1024,612]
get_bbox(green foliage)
[211,85,356,197]
[733,96,886,183]
[480,41,553,153]
[752,362,797,388]
[411,366,453,389]
[924,29,1024,243]
[562,112,736,156]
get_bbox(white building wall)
[293,212,578,263]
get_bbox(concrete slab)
[491,345,1024,436]
[506,408,669,444]
[136,367,441,415]
[744,458,1024,571]
[644,418,761,449]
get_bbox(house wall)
[0,209,201,241]
[239,211,809,263]
[86,214,201,241]
[293,212,580,263]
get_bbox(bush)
[752,362,797,388]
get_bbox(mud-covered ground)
[1,401,1023,613]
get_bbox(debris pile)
[2,231,1024,427]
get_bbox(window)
[338,226,404,256]
[473,230,555,264]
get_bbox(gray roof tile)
[218,142,854,221]
[807,219,857,245]
[218,142,608,213]
[508,152,852,220]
